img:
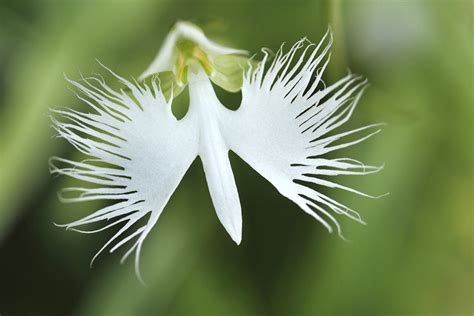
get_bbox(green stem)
[327,0,347,80]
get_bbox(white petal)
[223,31,382,236]
[140,22,247,80]
[51,67,198,276]
[188,70,242,244]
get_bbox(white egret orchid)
[50,22,383,280]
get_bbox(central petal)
[188,70,243,244]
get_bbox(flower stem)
[327,0,347,80]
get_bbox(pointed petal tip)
[224,220,242,245]
[232,233,242,245]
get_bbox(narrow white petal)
[188,70,242,244]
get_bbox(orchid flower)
[50,22,383,280]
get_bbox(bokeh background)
[0,0,472,315]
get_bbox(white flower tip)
[232,231,242,245]
[136,267,148,287]
[220,214,242,245]
[340,234,353,243]
[52,221,66,228]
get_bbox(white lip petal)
[139,22,247,80]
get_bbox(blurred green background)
[0,0,472,315]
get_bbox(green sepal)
[142,71,185,101]
[210,55,257,92]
